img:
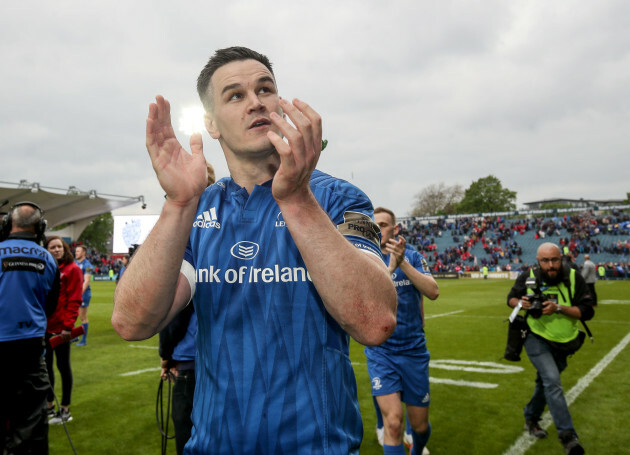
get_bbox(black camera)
[525,277,548,319]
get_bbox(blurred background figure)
[74,245,93,346]
[44,236,83,425]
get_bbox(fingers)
[190,132,204,157]
[268,112,296,162]
[146,95,174,154]
[155,95,172,127]
[291,98,323,146]
[269,98,322,161]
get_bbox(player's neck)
[225,152,280,194]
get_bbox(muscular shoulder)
[310,170,371,203]
[309,170,373,220]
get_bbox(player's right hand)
[146,95,207,207]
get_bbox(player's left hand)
[385,235,406,270]
[267,98,322,204]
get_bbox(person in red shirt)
[44,236,83,424]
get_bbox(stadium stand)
[399,209,630,279]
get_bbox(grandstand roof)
[523,198,626,209]
[0,180,144,239]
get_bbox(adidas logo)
[193,207,221,229]
[422,393,430,404]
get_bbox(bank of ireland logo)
[372,377,382,391]
[193,207,221,229]
[230,241,260,260]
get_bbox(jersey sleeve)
[310,171,382,259]
[336,210,382,258]
[408,249,432,275]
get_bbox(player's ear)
[205,113,220,140]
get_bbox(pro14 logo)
[193,207,221,229]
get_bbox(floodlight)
[178,106,205,135]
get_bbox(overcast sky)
[2,0,628,218]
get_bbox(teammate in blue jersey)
[74,244,93,345]
[365,207,439,455]
[112,46,398,454]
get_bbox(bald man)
[507,243,594,455]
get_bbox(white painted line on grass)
[128,344,159,350]
[119,367,161,377]
[429,377,497,389]
[598,300,630,305]
[425,310,465,319]
[430,360,524,374]
[502,331,630,455]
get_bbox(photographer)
[507,243,594,455]
[0,202,59,454]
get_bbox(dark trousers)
[172,369,195,455]
[587,282,597,306]
[0,338,50,455]
[44,334,73,407]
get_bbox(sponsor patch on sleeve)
[337,211,380,247]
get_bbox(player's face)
[47,239,64,261]
[205,59,283,158]
[75,247,85,260]
[374,212,398,251]
[537,246,562,281]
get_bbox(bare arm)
[267,98,397,346]
[112,96,207,341]
[82,272,92,294]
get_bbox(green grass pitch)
[48,279,630,454]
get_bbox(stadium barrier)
[93,274,117,281]
[461,271,513,280]
[433,272,460,279]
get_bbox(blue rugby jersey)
[0,237,58,342]
[366,245,432,353]
[182,170,381,455]
[75,257,93,298]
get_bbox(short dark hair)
[374,207,396,224]
[196,46,275,112]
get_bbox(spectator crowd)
[399,209,630,278]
